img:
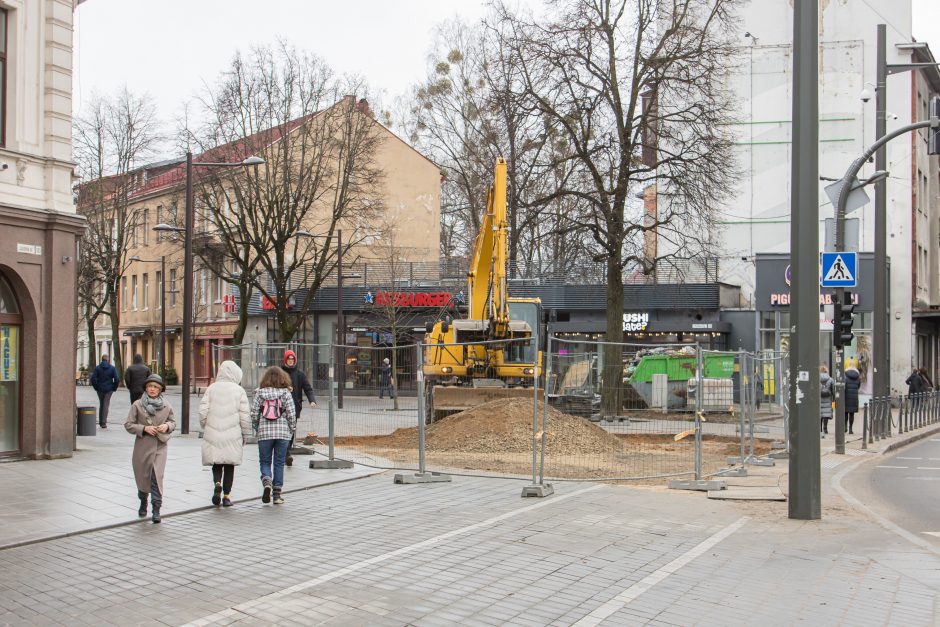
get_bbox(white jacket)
[199,361,251,466]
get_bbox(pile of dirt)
[425,398,622,455]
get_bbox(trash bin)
[77,406,97,436]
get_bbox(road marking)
[924,532,940,537]
[917,467,940,471]
[572,517,749,627]
[182,484,603,627]
[908,477,940,481]
[876,465,909,469]
[897,457,922,460]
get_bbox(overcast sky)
[73,0,940,144]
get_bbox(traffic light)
[833,298,855,349]
[930,96,940,156]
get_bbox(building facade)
[79,100,441,389]
[0,1,84,458]
[673,0,940,395]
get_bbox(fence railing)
[864,391,940,448]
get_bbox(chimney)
[356,98,370,117]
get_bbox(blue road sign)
[820,252,857,287]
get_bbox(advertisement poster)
[0,326,17,382]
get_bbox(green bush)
[164,366,179,386]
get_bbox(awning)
[346,309,436,333]
[122,328,152,337]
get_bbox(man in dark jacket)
[282,350,316,466]
[90,355,119,428]
[844,362,861,435]
[124,354,151,404]
[379,357,394,399]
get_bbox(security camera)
[860,88,873,103]
[0,162,8,171]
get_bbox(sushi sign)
[623,312,649,332]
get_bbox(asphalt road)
[846,436,940,542]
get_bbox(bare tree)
[187,44,385,342]
[75,88,162,376]
[493,0,739,416]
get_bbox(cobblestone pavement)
[2,466,940,626]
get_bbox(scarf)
[141,394,165,417]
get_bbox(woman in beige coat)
[199,360,251,507]
[124,374,176,523]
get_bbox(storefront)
[755,253,874,394]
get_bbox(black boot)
[212,481,222,506]
[151,505,161,524]
[138,492,148,518]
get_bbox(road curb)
[880,424,940,454]
[0,470,384,552]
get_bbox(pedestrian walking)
[281,350,316,467]
[844,361,861,435]
[252,366,297,505]
[379,357,394,399]
[198,360,251,507]
[124,354,151,404]
[124,374,175,523]
[820,365,833,437]
[90,354,119,429]
[907,368,927,396]
[919,367,934,391]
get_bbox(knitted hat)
[144,373,165,392]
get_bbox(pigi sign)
[623,312,649,332]
[374,291,454,307]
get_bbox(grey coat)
[820,374,834,419]
[124,399,176,494]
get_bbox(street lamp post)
[129,255,167,376]
[156,151,264,434]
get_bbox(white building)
[707,1,939,395]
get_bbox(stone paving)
[0,391,938,625]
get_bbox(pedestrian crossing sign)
[820,252,857,287]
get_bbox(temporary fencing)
[212,338,788,486]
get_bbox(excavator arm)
[467,158,510,339]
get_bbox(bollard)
[862,402,868,449]
[901,394,908,433]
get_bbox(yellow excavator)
[423,158,542,420]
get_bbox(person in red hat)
[281,350,316,466]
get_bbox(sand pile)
[426,398,622,454]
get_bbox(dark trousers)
[287,403,302,453]
[96,391,112,427]
[821,417,830,434]
[379,382,393,399]
[212,464,235,494]
[138,469,162,508]
[846,412,855,433]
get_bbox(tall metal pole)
[160,254,166,376]
[874,24,889,401]
[336,229,344,410]
[181,151,194,434]
[789,0,821,520]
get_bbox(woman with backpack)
[251,366,297,505]
[199,360,251,507]
[124,374,175,523]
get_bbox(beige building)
[82,97,440,388]
[0,1,84,458]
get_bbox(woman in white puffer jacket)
[199,360,251,507]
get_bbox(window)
[156,271,162,310]
[200,269,207,305]
[132,275,138,310]
[0,10,7,147]
[143,209,149,246]
[121,277,127,312]
[169,270,177,308]
[156,206,163,241]
[215,274,224,303]
[142,273,149,310]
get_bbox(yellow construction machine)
[422,158,542,420]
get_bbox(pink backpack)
[261,397,283,421]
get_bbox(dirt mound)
[426,398,622,454]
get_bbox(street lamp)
[154,151,264,434]
[129,255,167,377]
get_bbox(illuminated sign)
[623,312,649,332]
[374,292,455,307]
[769,292,859,307]
[261,296,293,311]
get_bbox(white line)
[572,517,749,627]
[181,485,603,627]
[897,457,922,460]
[876,465,909,469]
[923,532,940,537]
[907,477,940,481]
[917,467,940,471]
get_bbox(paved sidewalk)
[0,391,381,548]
